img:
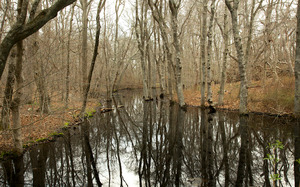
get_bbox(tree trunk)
[9,0,31,153]
[0,0,76,79]
[148,0,185,107]
[200,0,208,106]
[81,0,88,101]
[135,0,150,100]
[10,40,24,154]
[146,26,153,99]
[80,0,106,116]
[154,21,166,96]
[168,55,174,100]
[206,0,216,103]
[65,3,76,108]
[169,0,185,107]
[263,0,278,84]
[34,56,51,114]
[245,0,263,82]
[218,7,229,106]
[295,0,300,117]
[0,0,9,42]
[225,0,248,114]
[1,51,16,130]
[30,20,51,114]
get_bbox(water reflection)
[0,90,298,186]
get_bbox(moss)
[62,122,70,129]
[35,138,47,143]
[62,122,69,130]
[84,108,96,118]
[0,150,19,160]
[49,132,64,137]
[23,140,35,148]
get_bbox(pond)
[0,89,299,187]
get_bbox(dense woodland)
[0,0,300,152]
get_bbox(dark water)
[0,90,299,187]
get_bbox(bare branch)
[0,0,76,79]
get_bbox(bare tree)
[32,34,51,114]
[263,0,278,84]
[135,0,151,100]
[65,2,76,108]
[200,0,208,107]
[10,0,30,153]
[244,0,263,66]
[295,0,300,117]
[80,0,106,115]
[153,20,166,97]
[169,0,185,107]
[218,5,229,105]
[29,1,51,114]
[0,0,10,42]
[0,0,76,79]
[225,0,248,114]
[80,0,92,100]
[1,51,15,130]
[206,0,216,103]
[148,0,185,107]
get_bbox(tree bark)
[148,0,185,107]
[0,0,10,42]
[200,0,208,106]
[154,21,166,96]
[263,0,278,84]
[295,0,300,117]
[225,0,248,114]
[146,23,153,99]
[206,0,216,103]
[9,0,30,153]
[80,0,106,116]
[169,0,185,107]
[10,40,24,154]
[33,35,51,114]
[135,0,150,100]
[218,6,229,106]
[245,0,263,81]
[80,0,89,101]
[1,51,16,130]
[65,3,76,108]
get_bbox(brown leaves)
[0,97,98,153]
[183,77,294,115]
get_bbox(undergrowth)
[263,77,294,113]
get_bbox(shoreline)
[0,80,297,157]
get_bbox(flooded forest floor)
[0,76,295,154]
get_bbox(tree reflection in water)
[0,90,298,187]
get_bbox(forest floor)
[0,76,295,154]
[0,98,99,154]
[184,76,294,116]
